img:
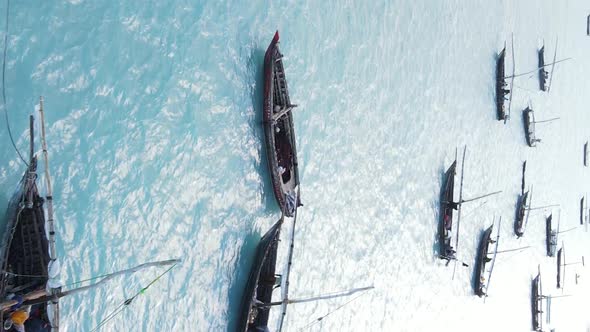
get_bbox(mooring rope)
[2,0,27,166]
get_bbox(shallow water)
[0,1,589,331]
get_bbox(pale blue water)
[0,1,589,331]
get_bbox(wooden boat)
[531,269,544,332]
[584,142,588,166]
[439,160,458,261]
[556,247,563,289]
[523,107,539,147]
[0,116,57,331]
[263,31,301,217]
[580,196,586,225]
[514,191,529,237]
[474,225,496,297]
[545,214,557,257]
[538,46,549,91]
[239,219,282,332]
[587,14,590,35]
[495,47,509,121]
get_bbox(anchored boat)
[495,47,509,121]
[263,31,301,217]
[239,219,283,332]
[545,214,558,257]
[439,160,458,262]
[474,223,499,297]
[0,115,57,330]
[531,268,544,332]
[538,45,549,91]
[514,191,530,237]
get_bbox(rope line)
[2,0,27,166]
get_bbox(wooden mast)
[38,96,60,330]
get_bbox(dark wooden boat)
[474,225,494,297]
[514,191,529,237]
[439,160,458,261]
[587,14,590,35]
[545,214,557,257]
[239,219,282,332]
[580,196,585,225]
[495,47,509,121]
[1,120,54,331]
[584,142,588,166]
[263,31,301,217]
[538,46,548,91]
[531,270,544,332]
[523,107,539,147]
[556,247,563,289]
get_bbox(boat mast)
[547,37,558,92]
[38,96,60,330]
[277,187,300,332]
[0,259,180,310]
[452,146,466,279]
[506,34,515,123]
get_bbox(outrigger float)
[263,31,301,217]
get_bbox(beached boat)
[439,160,458,261]
[515,191,530,237]
[523,107,539,147]
[239,220,282,332]
[495,47,509,121]
[0,116,58,331]
[263,31,301,217]
[538,46,549,91]
[546,214,557,257]
[531,269,544,332]
[474,225,496,297]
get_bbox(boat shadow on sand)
[226,229,263,332]
[247,46,280,215]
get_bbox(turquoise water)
[1,1,589,331]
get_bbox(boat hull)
[0,159,52,329]
[538,46,547,91]
[495,48,508,121]
[263,31,301,217]
[514,192,528,237]
[238,220,282,332]
[474,225,493,297]
[438,161,457,261]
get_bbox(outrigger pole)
[260,286,374,308]
[533,117,560,124]
[0,259,180,310]
[504,58,572,79]
[528,204,560,211]
[460,191,502,204]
